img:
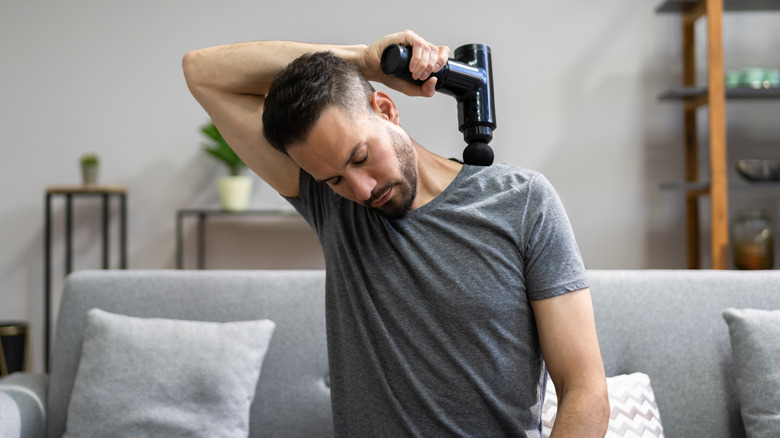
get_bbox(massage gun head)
[380,43,497,166]
[463,141,494,167]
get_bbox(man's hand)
[361,30,450,98]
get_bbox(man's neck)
[411,142,463,210]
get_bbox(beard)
[368,127,418,220]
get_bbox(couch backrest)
[51,269,779,438]
[49,270,332,438]
[588,269,780,438]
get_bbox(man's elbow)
[182,50,206,91]
[593,383,611,433]
[553,379,610,437]
[572,380,611,434]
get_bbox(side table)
[176,209,302,269]
[44,185,127,371]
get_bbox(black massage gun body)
[380,43,496,166]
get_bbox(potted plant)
[80,153,99,185]
[201,121,251,211]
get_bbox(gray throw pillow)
[64,308,275,438]
[723,308,780,438]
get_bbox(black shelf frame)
[175,208,303,269]
[44,186,127,372]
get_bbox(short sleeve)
[521,174,588,300]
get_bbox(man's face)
[287,106,418,219]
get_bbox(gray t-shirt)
[286,163,588,437]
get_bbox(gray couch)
[1,269,779,437]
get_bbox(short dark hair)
[262,51,375,153]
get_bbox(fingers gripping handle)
[380,44,438,86]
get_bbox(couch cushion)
[49,270,332,438]
[63,309,275,437]
[723,308,780,438]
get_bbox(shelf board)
[661,181,780,191]
[659,86,780,100]
[47,184,127,194]
[177,208,300,216]
[657,0,780,13]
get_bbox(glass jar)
[731,210,774,270]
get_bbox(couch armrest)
[0,372,49,438]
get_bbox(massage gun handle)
[380,44,444,87]
[380,44,496,167]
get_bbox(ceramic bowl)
[736,159,780,182]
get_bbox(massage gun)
[380,43,496,166]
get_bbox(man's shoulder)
[462,163,546,190]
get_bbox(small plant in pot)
[80,153,99,185]
[201,121,251,211]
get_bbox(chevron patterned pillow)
[542,372,665,438]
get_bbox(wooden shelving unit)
[657,0,780,269]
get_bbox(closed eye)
[321,145,367,187]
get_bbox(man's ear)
[371,91,400,124]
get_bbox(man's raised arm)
[182,41,361,197]
[181,31,449,198]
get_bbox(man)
[183,30,609,437]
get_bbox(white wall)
[2,1,779,371]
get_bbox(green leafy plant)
[201,121,245,176]
[80,153,99,166]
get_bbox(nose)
[347,171,376,203]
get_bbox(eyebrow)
[314,142,363,184]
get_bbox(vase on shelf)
[731,210,774,270]
[80,153,99,186]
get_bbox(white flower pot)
[217,175,252,211]
[81,164,98,185]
